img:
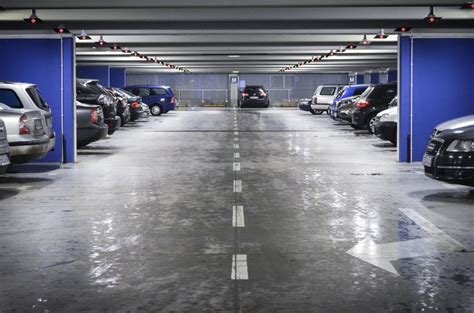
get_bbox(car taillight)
[131,101,140,109]
[260,92,267,97]
[171,96,176,103]
[19,114,30,135]
[356,100,369,109]
[242,93,249,97]
[313,97,317,104]
[91,108,98,124]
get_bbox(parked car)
[76,101,108,148]
[123,85,178,116]
[0,81,56,152]
[329,85,370,119]
[334,96,361,123]
[76,79,121,135]
[0,118,10,173]
[239,86,270,108]
[351,82,397,133]
[110,87,147,121]
[298,98,312,112]
[141,103,150,118]
[310,85,344,115]
[0,103,51,163]
[104,87,130,126]
[374,96,398,144]
[423,115,474,187]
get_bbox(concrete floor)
[0,108,472,312]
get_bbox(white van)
[310,85,344,115]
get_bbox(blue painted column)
[370,72,380,84]
[0,36,76,163]
[356,74,365,84]
[77,65,110,86]
[398,35,474,162]
[110,68,126,88]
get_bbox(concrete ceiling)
[0,1,472,74]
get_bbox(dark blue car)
[329,84,370,120]
[123,85,177,116]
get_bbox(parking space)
[0,108,472,311]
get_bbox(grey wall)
[126,73,348,105]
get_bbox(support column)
[110,68,126,88]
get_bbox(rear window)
[151,88,167,96]
[244,86,265,94]
[85,83,108,95]
[26,87,50,111]
[0,89,23,109]
[353,87,367,96]
[319,87,337,96]
[335,87,346,99]
[367,85,397,100]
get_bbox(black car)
[104,87,130,126]
[239,86,269,108]
[76,79,121,135]
[334,96,360,122]
[374,96,398,144]
[298,98,312,112]
[424,116,474,187]
[76,101,108,147]
[351,82,397,133]
[111,87,146,121]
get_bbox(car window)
[244,87,265,94]
[335,87,346,99]
[389,96,398,107]
[353,87,367,96]
[151,88,167,96]
[26,87,50,110]
[138,88,150,96]
[0,89,23,109]
[86,82,108,95]
[319,87,336,96]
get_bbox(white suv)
[310,85,344,115]
[0,82,56,153]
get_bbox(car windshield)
[26,87,50,111]
[320,87,337,96]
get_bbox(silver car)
[0,82,55,152]
[0,103,51,163]
[0,118,10,173]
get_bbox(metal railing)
[177,89,229,103]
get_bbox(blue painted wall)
[356,74,365,84]
[77,66,110,86]
[0,37,75,163]
[110,68,126,88]
[370,72,380,84]
[388,70,397,82]
[411,38,474,161]
[398,36,412,162]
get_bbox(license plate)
[35,119,43,130]
[423,154,434,167]
[250,96,259,99]
[0,154,9,166]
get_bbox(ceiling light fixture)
[227,55,241,58]
[360,34,371,45]
[460,2,474,9]
[122,48,131,53]
[374,28,388,39]
[77,30,91,40]
[395,26,412,33]
[425,6,441,24]
[24,9,43,24]
[110,44,121,50]
[336,46,346,53]
[53,24,69,34]
[346,44,358,49]
[329,50,335,56]
[95,35,107,47]
[132,51,139,56]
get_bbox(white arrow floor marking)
[346,208,465,276]
[231,254,248,280]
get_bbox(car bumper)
[241,99,268,107]
[311,104,329,111]
[423,140,474,186]
[164,103,177,111]
[375,121,397,142]
[106,116,121,135]
[9,137,50,163]
[77,124,108,147]
[47,132,56,152]
[299,104,311,111]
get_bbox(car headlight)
[446,140,474,152]
[379,113,389,121]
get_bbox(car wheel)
[150,104,163,116]
[309,108,317,115]
[367,116,378,134]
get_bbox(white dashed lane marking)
[234,144,240,149]
[234,138,239,142]
[233,162,241,171]
[231,254,248,280]
[232,205,245,227]
[234,131,239,136]
[233,180,242,192]
[234,152,240,158]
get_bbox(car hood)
[435,115,474,131]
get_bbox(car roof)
[125,85,171,89]
[0,81,36,88]
[77,78,100,85]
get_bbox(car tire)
[309,108,317,115]
[367,115,378,134]
[150,104,163,116]
[163,110,169,114]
